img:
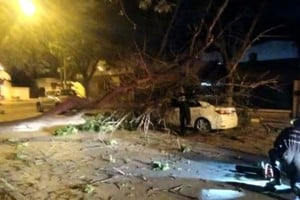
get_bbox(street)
[0,100,296,200]
[0,99,40,122]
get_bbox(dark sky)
[265,0,300,24]
[262,0,300,42]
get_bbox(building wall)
[11,87,30,100]
[36,77,60,92]
[0,80,12,99]
[0,81,30,100]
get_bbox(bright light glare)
[19,0,36,16]
[200,189,245,200]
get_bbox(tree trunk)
[82,77,90,97]
[226,76,234,106]
[226,83,234,106]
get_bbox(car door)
[166,99,201,126]
[41,91,59,109]
[188,100,216,127]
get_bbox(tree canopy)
[0,0,282,108]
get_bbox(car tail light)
[215,108,236,115]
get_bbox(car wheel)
[36,102,44,112]
[194,118,211,133]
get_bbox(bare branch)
[227,0,268,75]
[225,72,279,90]
[205,0,229,48]
[214,13,244,41]
[207,0,229,36]
[119,0,137,29]
[134,41,152,76]
[158,0,183,56]
[189,0,212,55]
[228,24,284,76]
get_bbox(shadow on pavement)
[228,181,293,200]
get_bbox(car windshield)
[45,91,59,96]
[60,89,75,96]
[171,98,201,107]
[45,90,75,96]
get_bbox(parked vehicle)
[36,89,76,112]
[165,99,238,133]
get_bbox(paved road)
[0,99,41,122]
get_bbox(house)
[239,40,300,112]
[0,67,30,100]
[35,77,86,98]
[240,40,299,63]
[239,58,299,109]
[35,77,61,93]
[202,40,300,112]
[0,68,11,99]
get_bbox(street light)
[19,0,36,16]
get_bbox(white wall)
[0,80,12,99]
[0,82,29,100]
[11,87,30,100]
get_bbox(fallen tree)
[0,1,282,133]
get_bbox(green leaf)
[83,184,95,193]
[179,144,191,153]
[152,161,169,171]
[54,125,78,136]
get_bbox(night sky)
[263,0,300,43]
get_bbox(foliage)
[53,113,132,136]
[53,125,79,136]
[77,114,117,133]
[179,144,191,153]
[0,0,134,95]
[6,138,21,144]
[83,184,95,194]
[138,0,175,13]
[43,0,133,90]
[152,161,170,171]
[0,0,279,115]
[6,138,29,149]
[107,154,116,163]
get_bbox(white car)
[36,89,75,112]
[165,99,238,133]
